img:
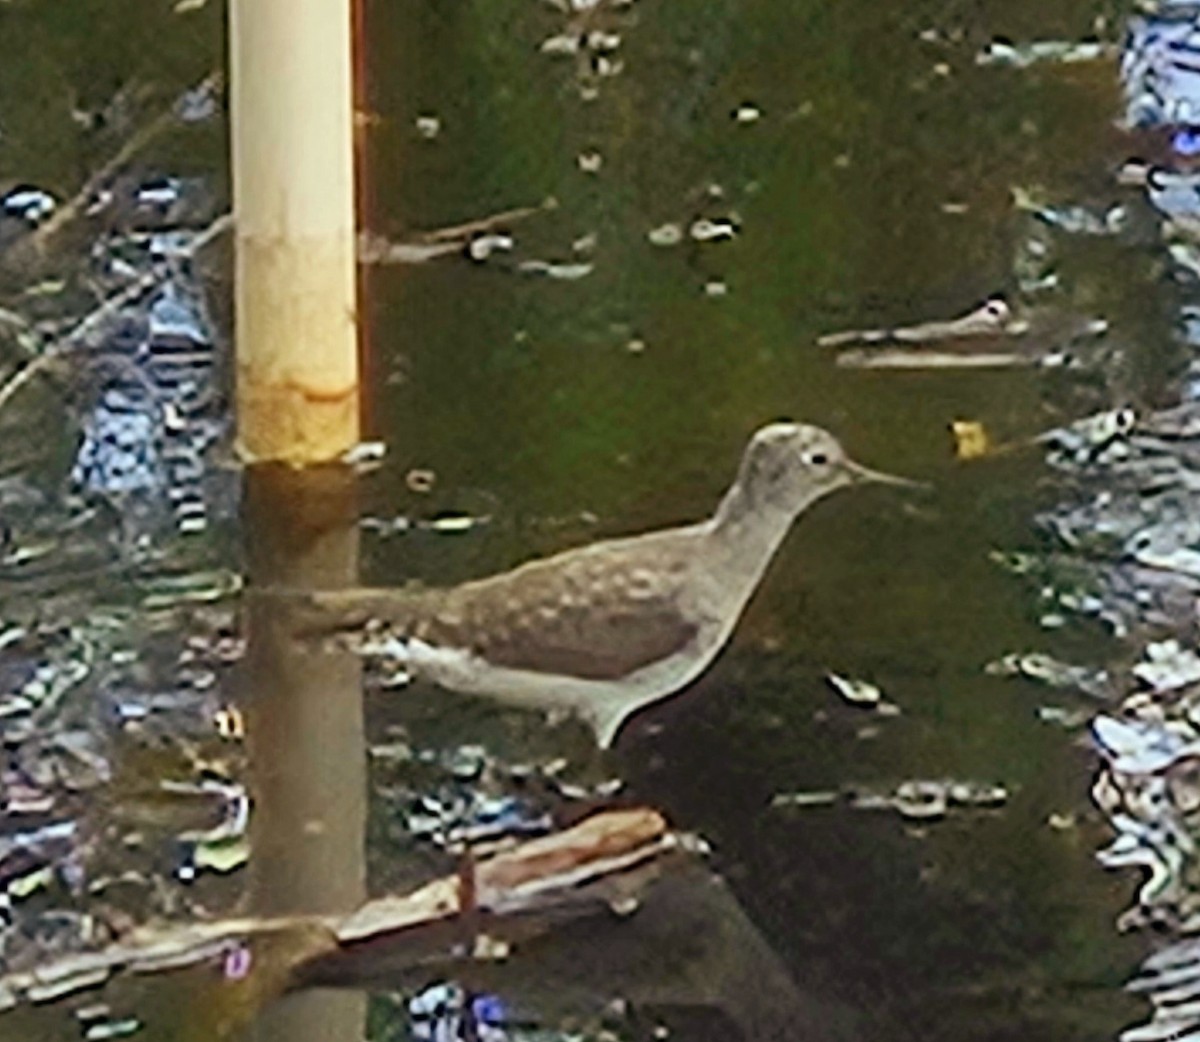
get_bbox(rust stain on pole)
[231,0,361,464]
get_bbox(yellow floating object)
[951,420,990,460]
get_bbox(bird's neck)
[706,480,817,579]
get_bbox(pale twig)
[836,349,1033,370]
[416,197,555,243]
[26,72,224,255]
[0,808,676,1010]
[0,307,40,357]
[358,198,557,265]
[0,213,232,414]
[356,233,462,265]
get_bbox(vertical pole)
[351,0,375,436]
[230,0,360,464]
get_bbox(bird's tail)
[246,584,420,639]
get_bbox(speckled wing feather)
[302,534,702,682]
[419,542,700,680]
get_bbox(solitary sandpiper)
[289,423,919,747]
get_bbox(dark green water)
[0,0,1167,1038]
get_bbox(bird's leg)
[348,622,412,686]
[456,843,478,937]
[311,616,413,684]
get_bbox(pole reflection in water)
[239,464,366,1042]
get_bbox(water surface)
[0,0,1168,1038]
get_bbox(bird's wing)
[413,539,701,681]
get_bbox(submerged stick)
[417,198,555,243]
[822,300,1108,371]
[0,808,684,1013]
[836,349,1034,370]
[358,198,556,265]
[356,233,464,265]
[818,298,1016,348]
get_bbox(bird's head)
[734,422,920,517]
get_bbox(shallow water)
[0,0,1179,1039]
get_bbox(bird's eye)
[805,452,829,466]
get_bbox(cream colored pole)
[230,0,360,463]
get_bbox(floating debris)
[1012,186,1128,235]
[976,38,1117,69]
[138,569,243,610]
[1036,705,1091,729]
[134,178,175,210]
[892,780,948,820]
[1040,407,1136,460]
[1133,641,1200,695]
[466,233,514,262]
[1126,525,1200,580]
[174,780,251,881]
[985,652,1114,699]
[774,780,1007,820]
[540,33,581,55]
[733,103,761,124]
[587,29,621,52]
[182,835,248,879]
[1124,8,1200,128]
[826,672,881,707]
[84,1017,141,1041]
[360,515,414,537]
[213,705,244,739]
[837,347,1035,370]
[647,223,683,247]
[688,217,738,242]
[875,780,1007,819]
[1092,715,1200,775]
[536,0,636,96]
[405,468,437,494]
[1,186,56,225]
[950,420,990,460]
[340,440,388,469]
[818,297,1016,348]
[405,791,551,851]
[517,259,594,280]
[409,983,466,1042]
[407,981,511,1039]
[174,81,218,123]
[769,790,839,809]
[594,54,623,78]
